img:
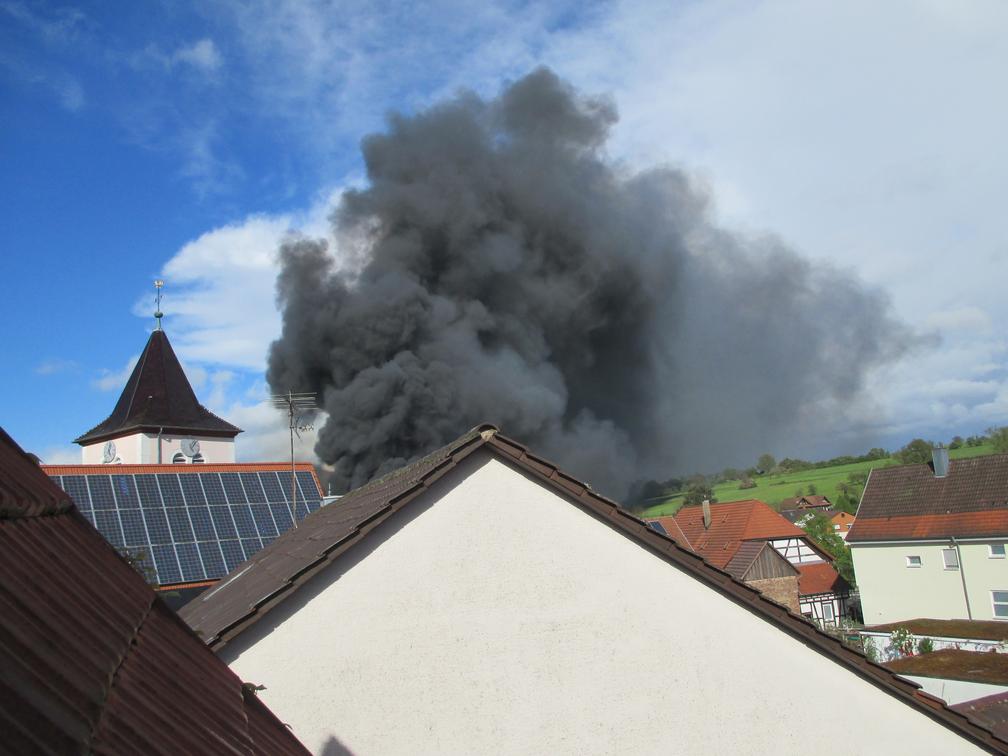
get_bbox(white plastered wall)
[900,675,1008,705]
[80,433,235,464]
[853,541,1008,624]
[220,451,986,755]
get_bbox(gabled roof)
[723,540,798,581]
[779,494,833,510]
[848,454,1008,542]
[75,330,241,445]
[180,425,1008,751]
[0,426,308,754]
[669,499,806,569]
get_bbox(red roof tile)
[849,455,1008,542]
[0,426,309,754]
[797,562,847,596]
[670,500,805,568]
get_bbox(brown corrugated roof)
[848,455,1008,542]
[180,424,1008,752]
[0,426,308,755]
[954,693,1008,742]
[75,330,242,445]
[886,649,1008,686]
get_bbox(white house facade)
[182,428,1002,755]
[848,450,1008,626]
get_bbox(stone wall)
[748,575,801,613]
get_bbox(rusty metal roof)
[0,426,309,755]
[181,424,1008,752]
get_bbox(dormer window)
[172,453,186,464]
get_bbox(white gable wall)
[220,451,985,755]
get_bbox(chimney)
[933,445,949,478]
[702,499,712,529]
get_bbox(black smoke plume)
[268,68,912,496]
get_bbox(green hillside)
[641,443,996,519]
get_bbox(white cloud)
[38,444,80,465]
[35,358,78,376]
[93,355,138,392]
[173,38,222,72]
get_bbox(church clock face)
[102,441,117,464]
[181,438,200,458]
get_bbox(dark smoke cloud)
[268,68,914,496]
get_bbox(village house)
[848,447,1008,625]
[651,498,849,625]
[181,426,1006,754]
[0,426,309,754]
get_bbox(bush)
[989,426,1008,453]
[917,637,934,655]
[896,439,933,465]
[738,477,756,490]
[888,627,915,658]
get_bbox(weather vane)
[154,279,164,330]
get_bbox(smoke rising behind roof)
[268,67,915,496]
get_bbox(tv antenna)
[270,390,317,527]
[154,279,164,330]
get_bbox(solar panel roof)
[45,466,323,586]
[648,520,668,536]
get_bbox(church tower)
[74,282,241,464]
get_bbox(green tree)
[896,438,933,465]
[683,485,716,507]
[756,453,776,474]
[800,512,856,586]
[807,483,818,496]
[988,426,1008,453]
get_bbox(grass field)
[641,443,997,518]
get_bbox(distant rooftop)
[848,454,1008,542]
[886,649,1008,686]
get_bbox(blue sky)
[2,0,1006,467]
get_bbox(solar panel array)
[647,520,668,536]
[48,470,323,585]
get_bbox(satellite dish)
[181,438,200,458]
[102,441,117,464]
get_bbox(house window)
[943,548,960,570]
[906,555,922,568]
[993,592,1008,619]
[990,544,1006,559]
[822,602,835,622]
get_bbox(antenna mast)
[154,279,164,330]
[270,390,316,527]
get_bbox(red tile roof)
[0,426,309,754]
[849,454,1008,542]
[669,500,805,569]
[797,562,848,596]
[179,426,1008,752]
[647,515,692,548]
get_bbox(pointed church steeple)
[74,329,242,447]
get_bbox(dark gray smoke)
[268,68,913,496]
